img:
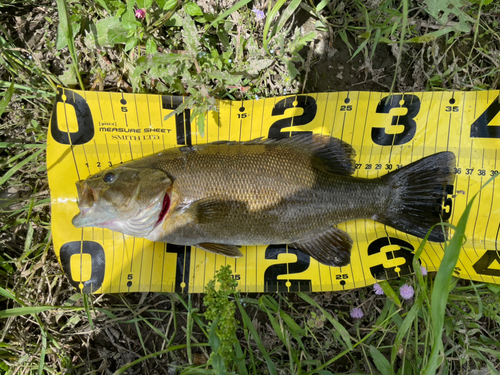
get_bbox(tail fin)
[379,152,456,242]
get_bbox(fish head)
[72,166,173,237]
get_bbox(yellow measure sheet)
[48,88,500,294]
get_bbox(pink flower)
[350,307,364,319]
[420,266,428,276]
[400,284,414,300]
[135,8,146,19]
[373,283,384,295]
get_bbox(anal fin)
[196,243,243,257]
[291,227,352,267]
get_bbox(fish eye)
[103,172,116,183]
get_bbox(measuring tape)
[47,88,500,294]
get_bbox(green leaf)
[0,80,14,117]
[95,0,112,13]
[487,284,500,295]
[122,0,142,30]
[182,15,200,53]
[246,59,273,75]
[156,0,178,10]
[124,37,139,52]
[184,1,203,16]
[206,0,252,30]
[378,280,402,307]
[208,316,220,352]
[206,70,243,85]
[146,38,157,54]
[137,0,153,9]
[297,292,353,350]
[59,63,78,87]
[370,345,395,375]
[56,16,81,50]
[89,17,129,47]
[196,112,205,138]
[315,0,330,12]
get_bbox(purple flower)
[350,307,364,319]
[400,284,414,300]
[135,8,146,19]
[373,283,384,295]
[251,7,265,20]
[420,266,428,276]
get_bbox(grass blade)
[0,80,14,117]
[0,148,45,186]
[391,292,424,362]
[56,0,84,90]
[236,299,278,375]
[423,173,499,374]
[297,292,353,350]
[263,0,287,52]
[206,0,253,30]
[370,345,395,375]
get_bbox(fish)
[72,134,456,267]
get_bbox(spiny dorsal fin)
[205,134,357,176]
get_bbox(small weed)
[204,265,239,369]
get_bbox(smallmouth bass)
[72,134,456,267]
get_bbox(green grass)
[2,0,500,373]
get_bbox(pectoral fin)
[189,197,247,224]
[196,243,243,257]
[291,226,352,267]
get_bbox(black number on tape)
[470,95,500,138]
[435,184,454,221]
[372,94,420,146]
[162,96,192,146]
[268,96,317,139]
[263,245,311,292]
[166,244,191,292]
[50,88,94,145]
[368,237,415,280]
[60,241,105,293]
[473,250,500,276]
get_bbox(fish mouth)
[155,191,171,227]
[72,181,98,228]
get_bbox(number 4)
[470,95,500,138]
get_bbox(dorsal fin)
[205,134,357,176]
[270,134,356,176]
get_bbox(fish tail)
[378,152,456,242]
